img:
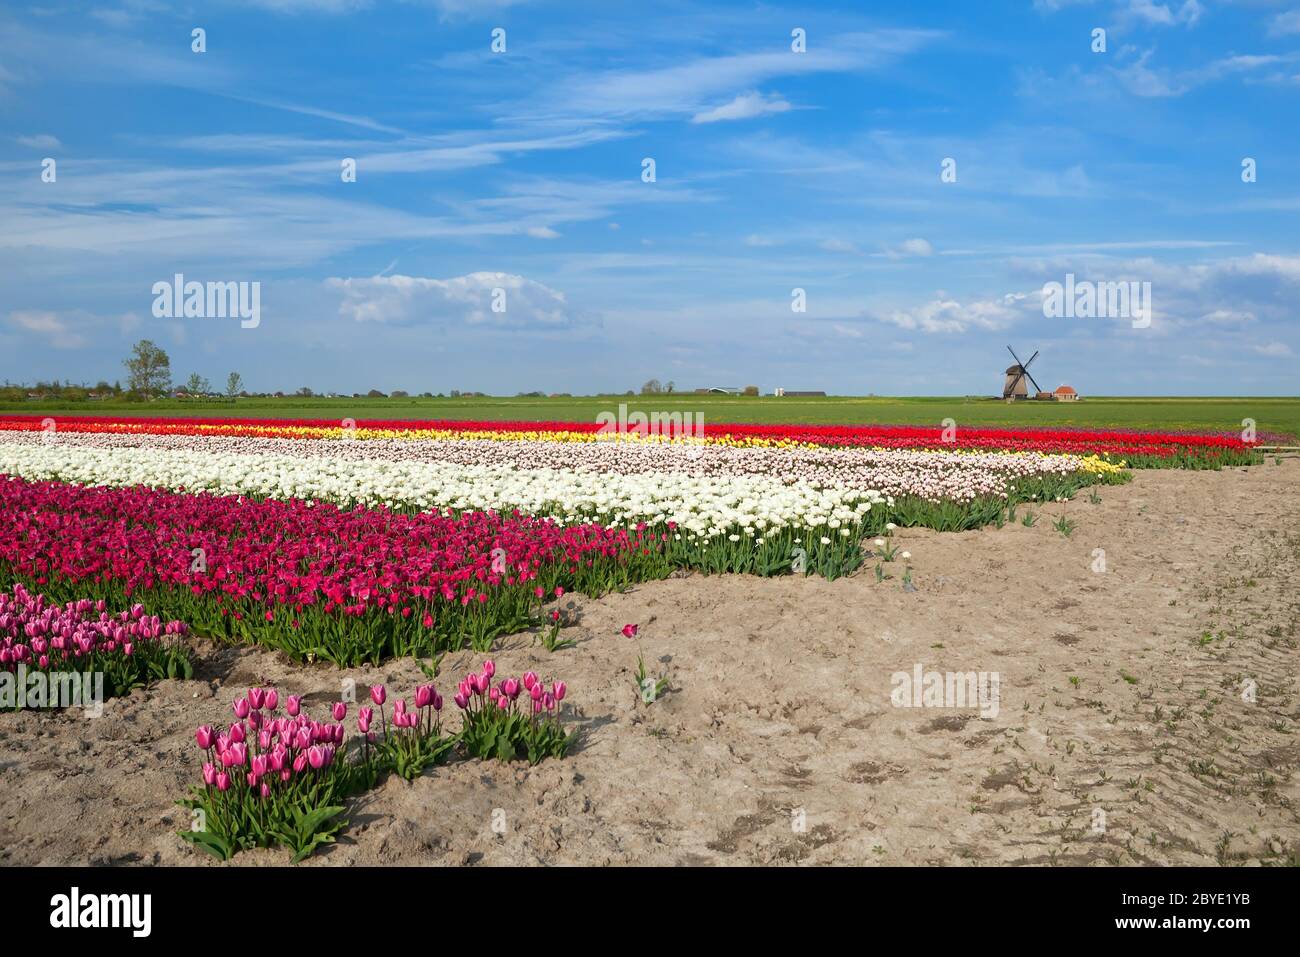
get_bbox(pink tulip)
[228,722,245,744]
[482,659,496,678]
[414,685,433,709]
[195,725,215,750]
[308,746,326,769]
[264,689,279,711]
[621,623,639,639]
[553,681,566,701]
[292,753,308,774]
[501,678,519,699]
[202,762,217,786]
[332,701,347,721]
[232,697,251,719]
[529,682,543,701]
[370,685,386,706]
[453,692,469,710]
[523,671,538,691]
[286,695,301,716]
[543,692,556,711]
[216,772,231,792]
[248,687,266,710]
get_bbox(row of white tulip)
[0,442,890,540]
[1,430,1103,503]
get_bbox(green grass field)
[3,395,1297,440]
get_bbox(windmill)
[1002,345,1043,400]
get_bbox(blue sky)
[1,0,1297,396]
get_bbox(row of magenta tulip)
[0,475,669,666]
[1,583,192,706]
[182,663,573,861]
[0,466,1133,662]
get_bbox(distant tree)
[297,386,314,397]
[391,390,409,398]
[185,373,211,395]
[641,379,662,394]
[665,381,675,393]
[124,340,171,397]
[226,372,243,397]
[742,385,759,396]
[93,380,112,394]
[366,389,386,398]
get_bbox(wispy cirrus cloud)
[692,91,792,124]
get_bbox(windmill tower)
[1001,345,1043,400]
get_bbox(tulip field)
[0,410,1286,864]
[0,412,1262,668]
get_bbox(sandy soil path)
[2,459,1297,866]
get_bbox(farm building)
[1055,385,1079,401]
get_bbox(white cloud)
[1113,49,1292,97]
[875,294,1027,334]
[1252,341,1294,357]
[526,226,560,239]
[328,272,582,329]
[1124,0,1202,28]
[1200,308,1254,324]
[744,234,777,247]
[7,310,88,349]
[692,92,791,124]
[15,134,61,150]
[819,238,862,255]
[543,30,940,121]
[1272,9,1300,36]
[897,238,933,257]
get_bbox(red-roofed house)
[1054,385,1079,401]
